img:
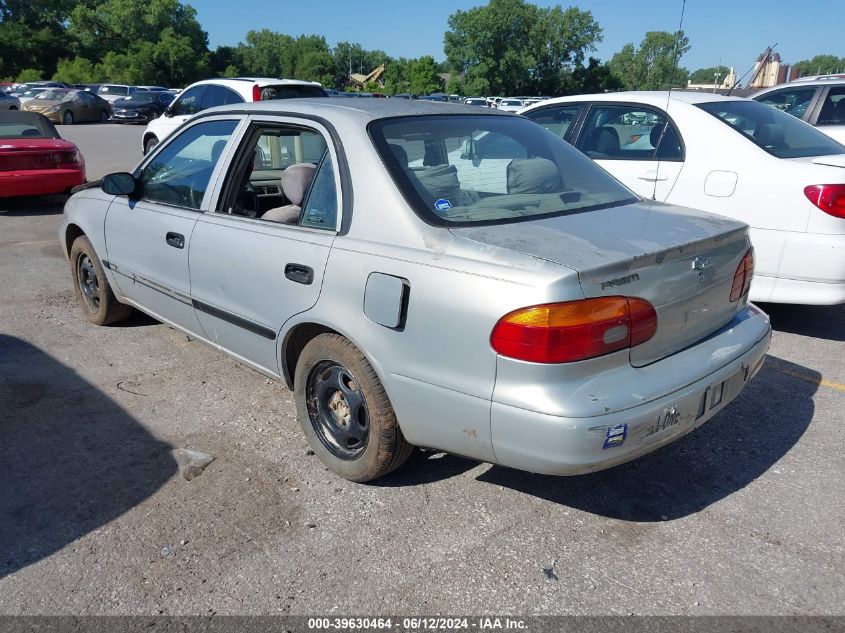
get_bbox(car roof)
[202,98,512,122]
[527,90,748,109]
[752,78,845,95]
[192,77,322,88]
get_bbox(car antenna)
[652,0,687,201]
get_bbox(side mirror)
[102,172,138,197]
[163,105,175,117]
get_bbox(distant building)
[748,52,793,89]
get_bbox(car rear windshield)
[99,85,128,96]
[370,115,638,226]
[259,84,326,99]
[0,113,59,138]
[697,100,845,158]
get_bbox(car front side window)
[523,104,583,140]
[757,88,816,119]
[139,119,238,210]
[171,87,205,116]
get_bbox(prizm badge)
[600,273,639,290]
[603,423,628,449]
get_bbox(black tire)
[9,106,17,111]
[99,109,109,122]
[144,136,158,155]
[70,235,132,326]
[62,110,73,125]
[294,334,413,482]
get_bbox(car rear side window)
[573,105,683,161]
[817,87,845,126]
[260,85,326,99]
[370,114,637,226]
[698,99,845,158]
[755,87,817,119]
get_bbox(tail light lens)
[252,84,261,102]
[804,184,845,219]
[490,297,658,364]
[730,248,754,302]
[55,149,82,168]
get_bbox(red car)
[0,111,85,198]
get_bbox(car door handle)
[285,263,313,285]
[638,174,669,182]
[165,232,185,249]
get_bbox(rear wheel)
[295,334,413,482]
[144,136,159,154]
[70,235,132,326]
[99,109,109,122]
[62,110,73,125]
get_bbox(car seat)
[754,123,785,149]
[262,163,316,224]
[649,124,682,160]
[584,126,620,157]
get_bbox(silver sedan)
[60,99,771,482]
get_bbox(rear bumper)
[0,169,85,197]
[490,306,771,476]
[750,227,845,304]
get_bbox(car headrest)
[281,163,317,206]
[210,139,227,165]
[754,123,785,148]
[586,126,620,155]
[507,157,562,194]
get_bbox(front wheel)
[294,334,413,482]
[70,235,132,325]
[99,109,109,122]
[62,110,73,125]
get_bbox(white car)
[141,77,326,154]
[521,92,845,305]
[752,79,845,145]
[97,84,146,104]
[497,98,525,112]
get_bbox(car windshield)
[99,85,128,96]
[259,84,326,99]
[35,90,69,101]
[123,93,157,103]
[20,89,46,98]
[697,99,845,158]
[370,115,638,226]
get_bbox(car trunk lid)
[451,200,751,367]
[0,139,78,171]
[810,154,845,169]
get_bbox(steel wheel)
[76,253,100,311]
[306,360,369,459]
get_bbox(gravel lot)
[1,123,843,616]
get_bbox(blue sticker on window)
[434,198,452,213]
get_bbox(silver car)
[60,100,771,482]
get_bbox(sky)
[191,0,845,76]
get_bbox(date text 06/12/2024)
[307,617,528,630]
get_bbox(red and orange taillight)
[730,248,754,302]
[490,297,658,364]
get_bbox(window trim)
[570,102,686,163]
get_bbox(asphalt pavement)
[0,123,843,616]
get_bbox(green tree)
[383,58,411,94]
[16,68,44,82]
[52,57,97,83]
[237,29,295,78]
[0,0,70,79]
[444,0,602,96]
[689,65,729,85]
[408,55,444,95]
[793,54,845,77]
[609,31,690,90]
